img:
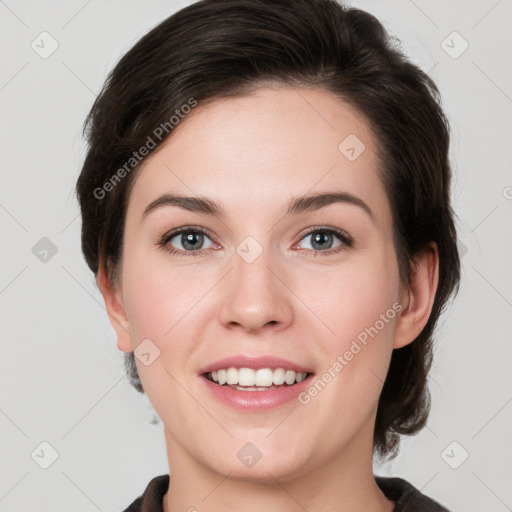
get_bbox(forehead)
[126,86,390,228]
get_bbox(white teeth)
[207,367,309,387]
[296,372,306,383]
[272,368,285,385]
[226,367,238,385]
[284,370,296,385]
[238,368,255,386]
[255,368,273,386]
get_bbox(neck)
[162,421,394,512]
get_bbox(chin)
[200,440,312,483]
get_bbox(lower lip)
[199,374,314,410]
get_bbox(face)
[107,86,412,482]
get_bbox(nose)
[218,244,294,334]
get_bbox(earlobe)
[96,258,134,353]
[393,242,440,349]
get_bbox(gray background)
[0,0,511,510]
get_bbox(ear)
[393,241,440,349]
[96,257,134,353]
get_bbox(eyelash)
[157,225,354,258]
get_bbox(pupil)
[183,231,203,250]
[312,231,332,250]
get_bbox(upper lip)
[198,355,313,375]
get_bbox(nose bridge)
[218,235,293,332]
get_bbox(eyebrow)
[142,191,375,223]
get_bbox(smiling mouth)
[203,367,313,391]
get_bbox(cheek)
[120,256,206,411]
[300,243,400,382]
[121,226,198,328]
[118,240,177,354]
[304,246,398,335]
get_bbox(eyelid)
[162,225,215,241]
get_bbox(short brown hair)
[75,0,461,459]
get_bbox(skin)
[97,86,439,512]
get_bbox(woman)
[75,0,460,510]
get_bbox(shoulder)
[375,475,451,512]
[122,474,169,512]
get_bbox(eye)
[294,227,354,256]
[159,227,217,257]
[158,225,354,258]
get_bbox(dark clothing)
[375,476,450,511]
[123,474,450,511]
